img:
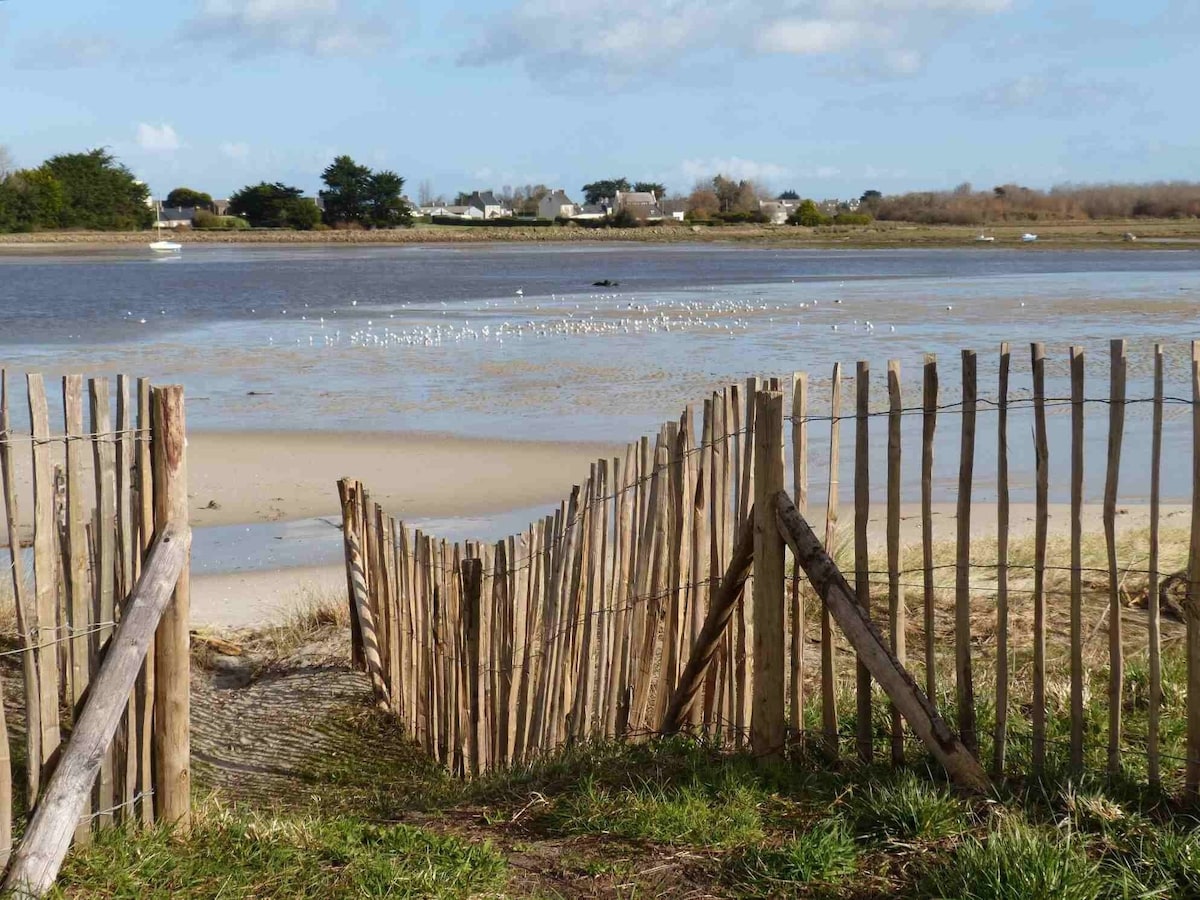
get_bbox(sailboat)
[149,218,182,253]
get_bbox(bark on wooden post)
[462,558,484,775]
[150,385,191,829]
[752,391,786,762]
[773,492,990,793]
[2,524,190,899]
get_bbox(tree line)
[0,149,153,233]
[871,182,1200,225]
[225,156,412,229]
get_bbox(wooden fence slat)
[922,355,938,706]
[1105,338,1127,777]
[115,374,136,820]
[90,378,118,829]
[1148,344,1163,788]
[790,372,807,737]
[855,360,871,763]
[887,359,904,765]
[752,391,786,762]
[1070,346,1085,773]
[1,371,41,805]
[822,363,842,754]
[28,375,61,787]
[135,377,154,825]
[736,381,757,746]
[1032,342,1049,773]
[955,350,977,756]
[63,380,92,796]
[994,344,1009,774]
[1190,339,1200,797]
[463,557,483,776]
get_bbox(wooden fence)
[339,340,1200,794]
[0,372,191,895]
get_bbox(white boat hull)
[149,241,182,252]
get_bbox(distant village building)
[613,190,662,220]
[660,198,688,221]
[571,203,610,221]
[154,205,196,228]
[537,189,579,220]
[466,190,511,219]
[758,200,796,225]
[446,205,484,219]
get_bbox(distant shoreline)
[2,219,1200,252]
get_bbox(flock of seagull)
[124,287,938,348]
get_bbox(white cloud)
[136,123,182,153]
[184,0,390,57]
[681,156,793,185]
[466,0,1011,80]
[220,141,250,161]
[756,19,869,55]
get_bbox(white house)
[758,200,797,225]
[537,189,579,220]
[466,190,511,219]
[154,205,196,228]
[445,205,484,219]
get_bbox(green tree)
[166,187,215,211]
[320,155,372,226]
[633,181,666,198]
[228,182,319,229]
[788,199,830,227]
[0,168,65,232]
[581,178,630,205]
[42,149,152,229]
[365,170,412,228]
[860,189,883,209]
[778,189,800,200]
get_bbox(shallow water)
[4,243,1200,503]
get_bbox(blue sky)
[1,0,1196,201]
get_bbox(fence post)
[151,385,191,829]
[461,558,483,775]
[751,390,786,762]
[1187,340,1200,797]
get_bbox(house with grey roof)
[466,190,511,219]
[154,205,197,228]
[613,190,662,220]
[537,189,580,220]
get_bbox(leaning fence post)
[150,385,191,829]
[752,390,786,762]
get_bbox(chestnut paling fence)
[0,372,191,897]
[340,339,1200,795]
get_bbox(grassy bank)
[34,521,1200,897]
[2,219,1200,250]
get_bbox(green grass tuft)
[846,769,968,844]
[726,818,859,895]
[547,772,765,847]
[923,818,1105,900]
[51,805,506,899]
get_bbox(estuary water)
[3,242,1200,503]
